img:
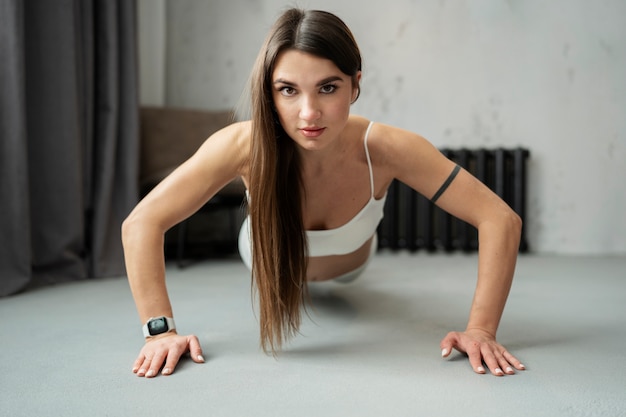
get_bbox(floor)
[1,252,625,417]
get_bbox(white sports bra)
[306,121,386,257]
[240,121,386,259]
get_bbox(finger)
[145,350,168,378]
[491,348,522,374]
[480,346,505,376]
[132,354,145,374]
[136,356,152,377]
[161,344,186,376]
[503,350,526,371]
[493,350,515,375]
[440,332,459,358]
[188,335,205,363]
[161,336,204,376]
[466,342,486,374]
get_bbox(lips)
[300,127,325,138]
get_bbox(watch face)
[148,317,169,335]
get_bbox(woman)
[122,8,525,378]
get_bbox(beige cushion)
[139,107,246,199]
[139,107,235,185]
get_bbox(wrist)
[464,326,496,339]
[142,316,176,338]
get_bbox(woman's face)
[271,49,360,151]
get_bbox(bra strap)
[363,121,375,197]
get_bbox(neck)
[299,140,347,175]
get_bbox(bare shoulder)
[199,120,251,155]
[354,117,457,197]
[354,118,439,171]
[194,120,251,176]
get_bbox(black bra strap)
[430,164,461,203]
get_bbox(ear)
[351,71,362,103]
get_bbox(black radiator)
[377,147,529,253]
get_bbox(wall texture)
[137,0,165,106]
[139,0,626,255]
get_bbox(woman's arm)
[434,168,525,376]
[372,122,525,376]
[122,121,250,378]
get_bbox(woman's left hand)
[440,328,525,376]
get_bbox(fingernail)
[506,366,513,373]
[495,368,503,375]
[197,355,205,362]
[132,366,139,373]
[477,366,485,373]
[162,368,171,375]
[137,368,146,376]
[146,370,155,377]
[519,363,526,369]
[441,348,448,357]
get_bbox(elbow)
[121,212,137,248]
[121,207,167,250]
[121,209,149,249]
[508,208,522,233]
[478,205,522,246]
[503,207,523,245]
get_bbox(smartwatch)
[142,316,176,338]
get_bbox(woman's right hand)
[132,333,205,378]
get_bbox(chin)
[298,140,325,151]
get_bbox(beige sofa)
[139,106,246,265]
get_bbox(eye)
[320,84,337,94]
[278,86,296,96]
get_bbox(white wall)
[137,0,166,106]
[139,0,626,255]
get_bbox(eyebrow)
[273,76,344,87]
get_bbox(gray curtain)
[0,0,139,296]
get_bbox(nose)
[299,95,321,121]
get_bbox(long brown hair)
[247,8,362,353]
